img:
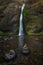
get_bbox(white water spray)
[19,3,25,36]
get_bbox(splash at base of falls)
[18,36,24,52]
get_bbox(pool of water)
[0,35,43,65]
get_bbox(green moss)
[29,15,41,23]
[0,31,4,35]
[27,31,43,35]
[27,31,34,35]
[23,9,28,17]
[0,5,7,9]
[7,32,15,35]
[30,15,38,19]
[39,31,43,35]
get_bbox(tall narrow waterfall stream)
[19,3,25,36]
[18,4,25,48]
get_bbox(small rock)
[10,37,13,39]
[35,38,39,41]
[4,37,8,40]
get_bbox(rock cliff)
[0,0,43,35]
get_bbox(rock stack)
[22,44,29,55]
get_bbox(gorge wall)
[0,0,43,35]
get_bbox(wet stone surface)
[0,35,43,65]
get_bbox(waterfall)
[19,3,25,36]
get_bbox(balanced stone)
[22,44,29,54]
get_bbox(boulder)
[4,50,16,61]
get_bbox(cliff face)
[0,0,43,35]
[23,3,43,34]
[0,0,20,34]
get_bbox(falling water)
[18,3,25,50]
[19,35,24,48]
[19,3,25,36]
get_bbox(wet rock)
[22,44,29,55]
[4,50,16,61]
[35,38,39,41]
[10,36,13,39]
[3,36,8,40]
[4,37,8,40]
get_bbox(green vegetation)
[30,15,38,19]
[39,31,43,35]
[29,15,39,23]
[0,31,4,35]
[27,31,43,35]
[23,9,28,17]
[7,32,15,35]
[0,5,7,9]
[27,31,34,35]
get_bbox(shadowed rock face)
[0,0,43,34]
[0,1,20,32]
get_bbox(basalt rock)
[4,50,16,61]
[22,44,29,55]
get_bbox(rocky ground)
[0,35,43,65]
